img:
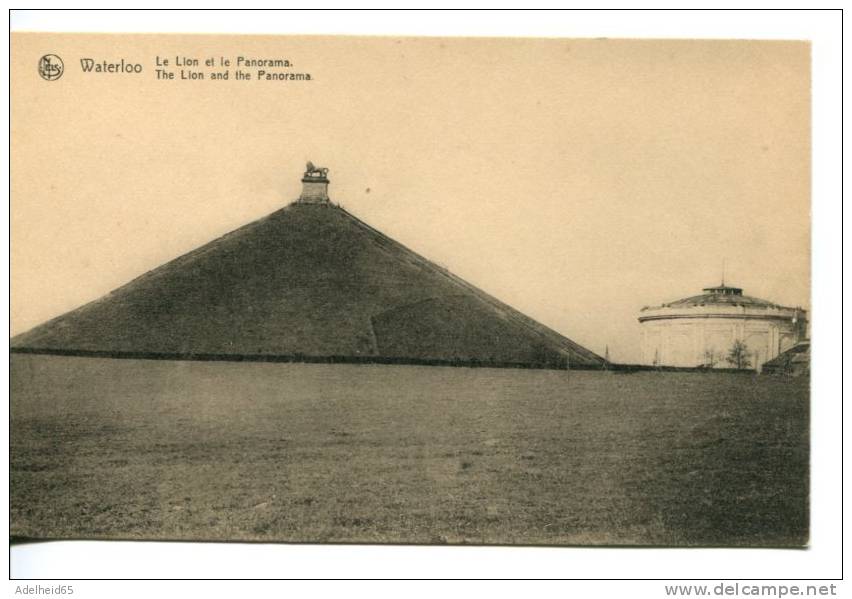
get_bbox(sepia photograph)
[8,10,840,585]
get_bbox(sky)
[11,34,810,363]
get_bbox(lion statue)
[305,161,329,177]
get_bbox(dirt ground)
[11,355,808,546]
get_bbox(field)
[11,355,808,546]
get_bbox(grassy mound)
[12,203,602,368]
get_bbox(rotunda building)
[638,284,807,369]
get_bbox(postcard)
[11,32,810,547]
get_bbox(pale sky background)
[11,34,810,363]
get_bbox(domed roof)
[658,285,787,309]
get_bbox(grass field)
[11,355,808,546]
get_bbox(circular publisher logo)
[38,54,64,81]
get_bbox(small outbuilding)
[761,341,810,376]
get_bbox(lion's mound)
[12,202,603,369]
